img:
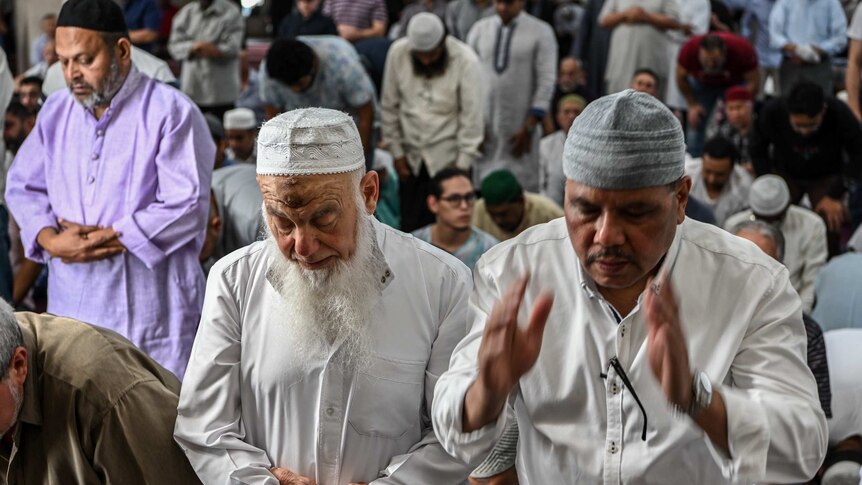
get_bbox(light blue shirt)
[724,0,783,68]
[812,253,862,332]
[411,225,499,271]
[768,0,847,56]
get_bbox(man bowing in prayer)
[433,90,828,483]
[5,0,214,379]
[175,108,475,484]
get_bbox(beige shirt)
[381,36,484,176]
[472,191,564,241]
[0,313,200,485]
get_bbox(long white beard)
[264,214,381,373]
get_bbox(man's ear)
[361,171,379,215]
[676,176,692,224]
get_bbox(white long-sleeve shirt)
[433,217,828,484]
[175,219,474,484]
[725,205,827,313]
[380,36,484,176]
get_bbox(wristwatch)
[688,370,713,417]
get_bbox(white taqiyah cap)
[256,108,365,176]
[223,107,257,130]
[407,13,445,52]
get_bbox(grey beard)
[73,59,124,110]
[263,214,382,374]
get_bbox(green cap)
[481,170,523,206]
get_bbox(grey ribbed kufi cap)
[563,89,685,189]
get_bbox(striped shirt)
[323,0,387,29]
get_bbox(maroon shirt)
[678,32,758,87]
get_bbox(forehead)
[440,176,472,193]
[703,155,732,168]
[725,100,751,109]
[559,101,584,111]
[55,27,107,57]
[258,173,351,208]
[633,74,655,84]
[566,179,670,206]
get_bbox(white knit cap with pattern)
[257,108,365,176]
[564,89,685,189]
[749,174,791,217]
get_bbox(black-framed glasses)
[600,356,648,441]
[439,192,478,206]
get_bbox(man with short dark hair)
[686,136,752,226]
[0,304,201,484]
[259,37,377,166]
[15,77,42,114]
[6,0,215,379]
[3,102,35,156]
[750,81,862,252]
[381,13,483,232]
[629,67,660,97]
[676,32,759,157]
[413,168,498,271]
[472,169,563,241]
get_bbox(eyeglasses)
[439,192,477,206]
[600,356,648,441]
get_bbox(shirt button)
[87,176,95,184]
[608,441,619,454]
[380,276,386,283]
[384,270,391,277]
[326,407,334,416]
[96,129,104,137]
[91,153,99,160]
[610,383,620,395]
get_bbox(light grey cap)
[563,89,685,189]
[407,12,445,52]
[749,174,791,217]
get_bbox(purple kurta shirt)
[5,66,215,379]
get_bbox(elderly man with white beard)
[175,108,475,485]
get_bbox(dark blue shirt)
[277,10,338,39]
[124,0,163,53]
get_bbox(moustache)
[586,247,634,264]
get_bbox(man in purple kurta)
[5,0,214,379]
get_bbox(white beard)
[263,213,381,373]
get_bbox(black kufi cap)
[57,0,128,34]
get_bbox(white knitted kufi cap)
[223,107,257,130]
[407,12,445,52]
[749,174,791,217]
[564,89,685,189]
[257,108,365,176]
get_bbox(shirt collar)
[200,0,226,16]
[576,219,686,301]
[18,324,42,428]
[81,64,143,120]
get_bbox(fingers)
[523,290,554,357]
[83,246,125,262]
[58,218,102,234]
[81,227,121,248]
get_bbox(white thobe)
[467,12,557,192]
[725,205,827,313]
[176,219,474,484]
[433,217,827,484]
[538,131,566,207]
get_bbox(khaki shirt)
[0,313,200,485]
[473,192,564,241]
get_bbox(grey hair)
[732,219,786,263]
[0,300,22,377]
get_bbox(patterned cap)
[564,89,685,189]
[257,108,365,176]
